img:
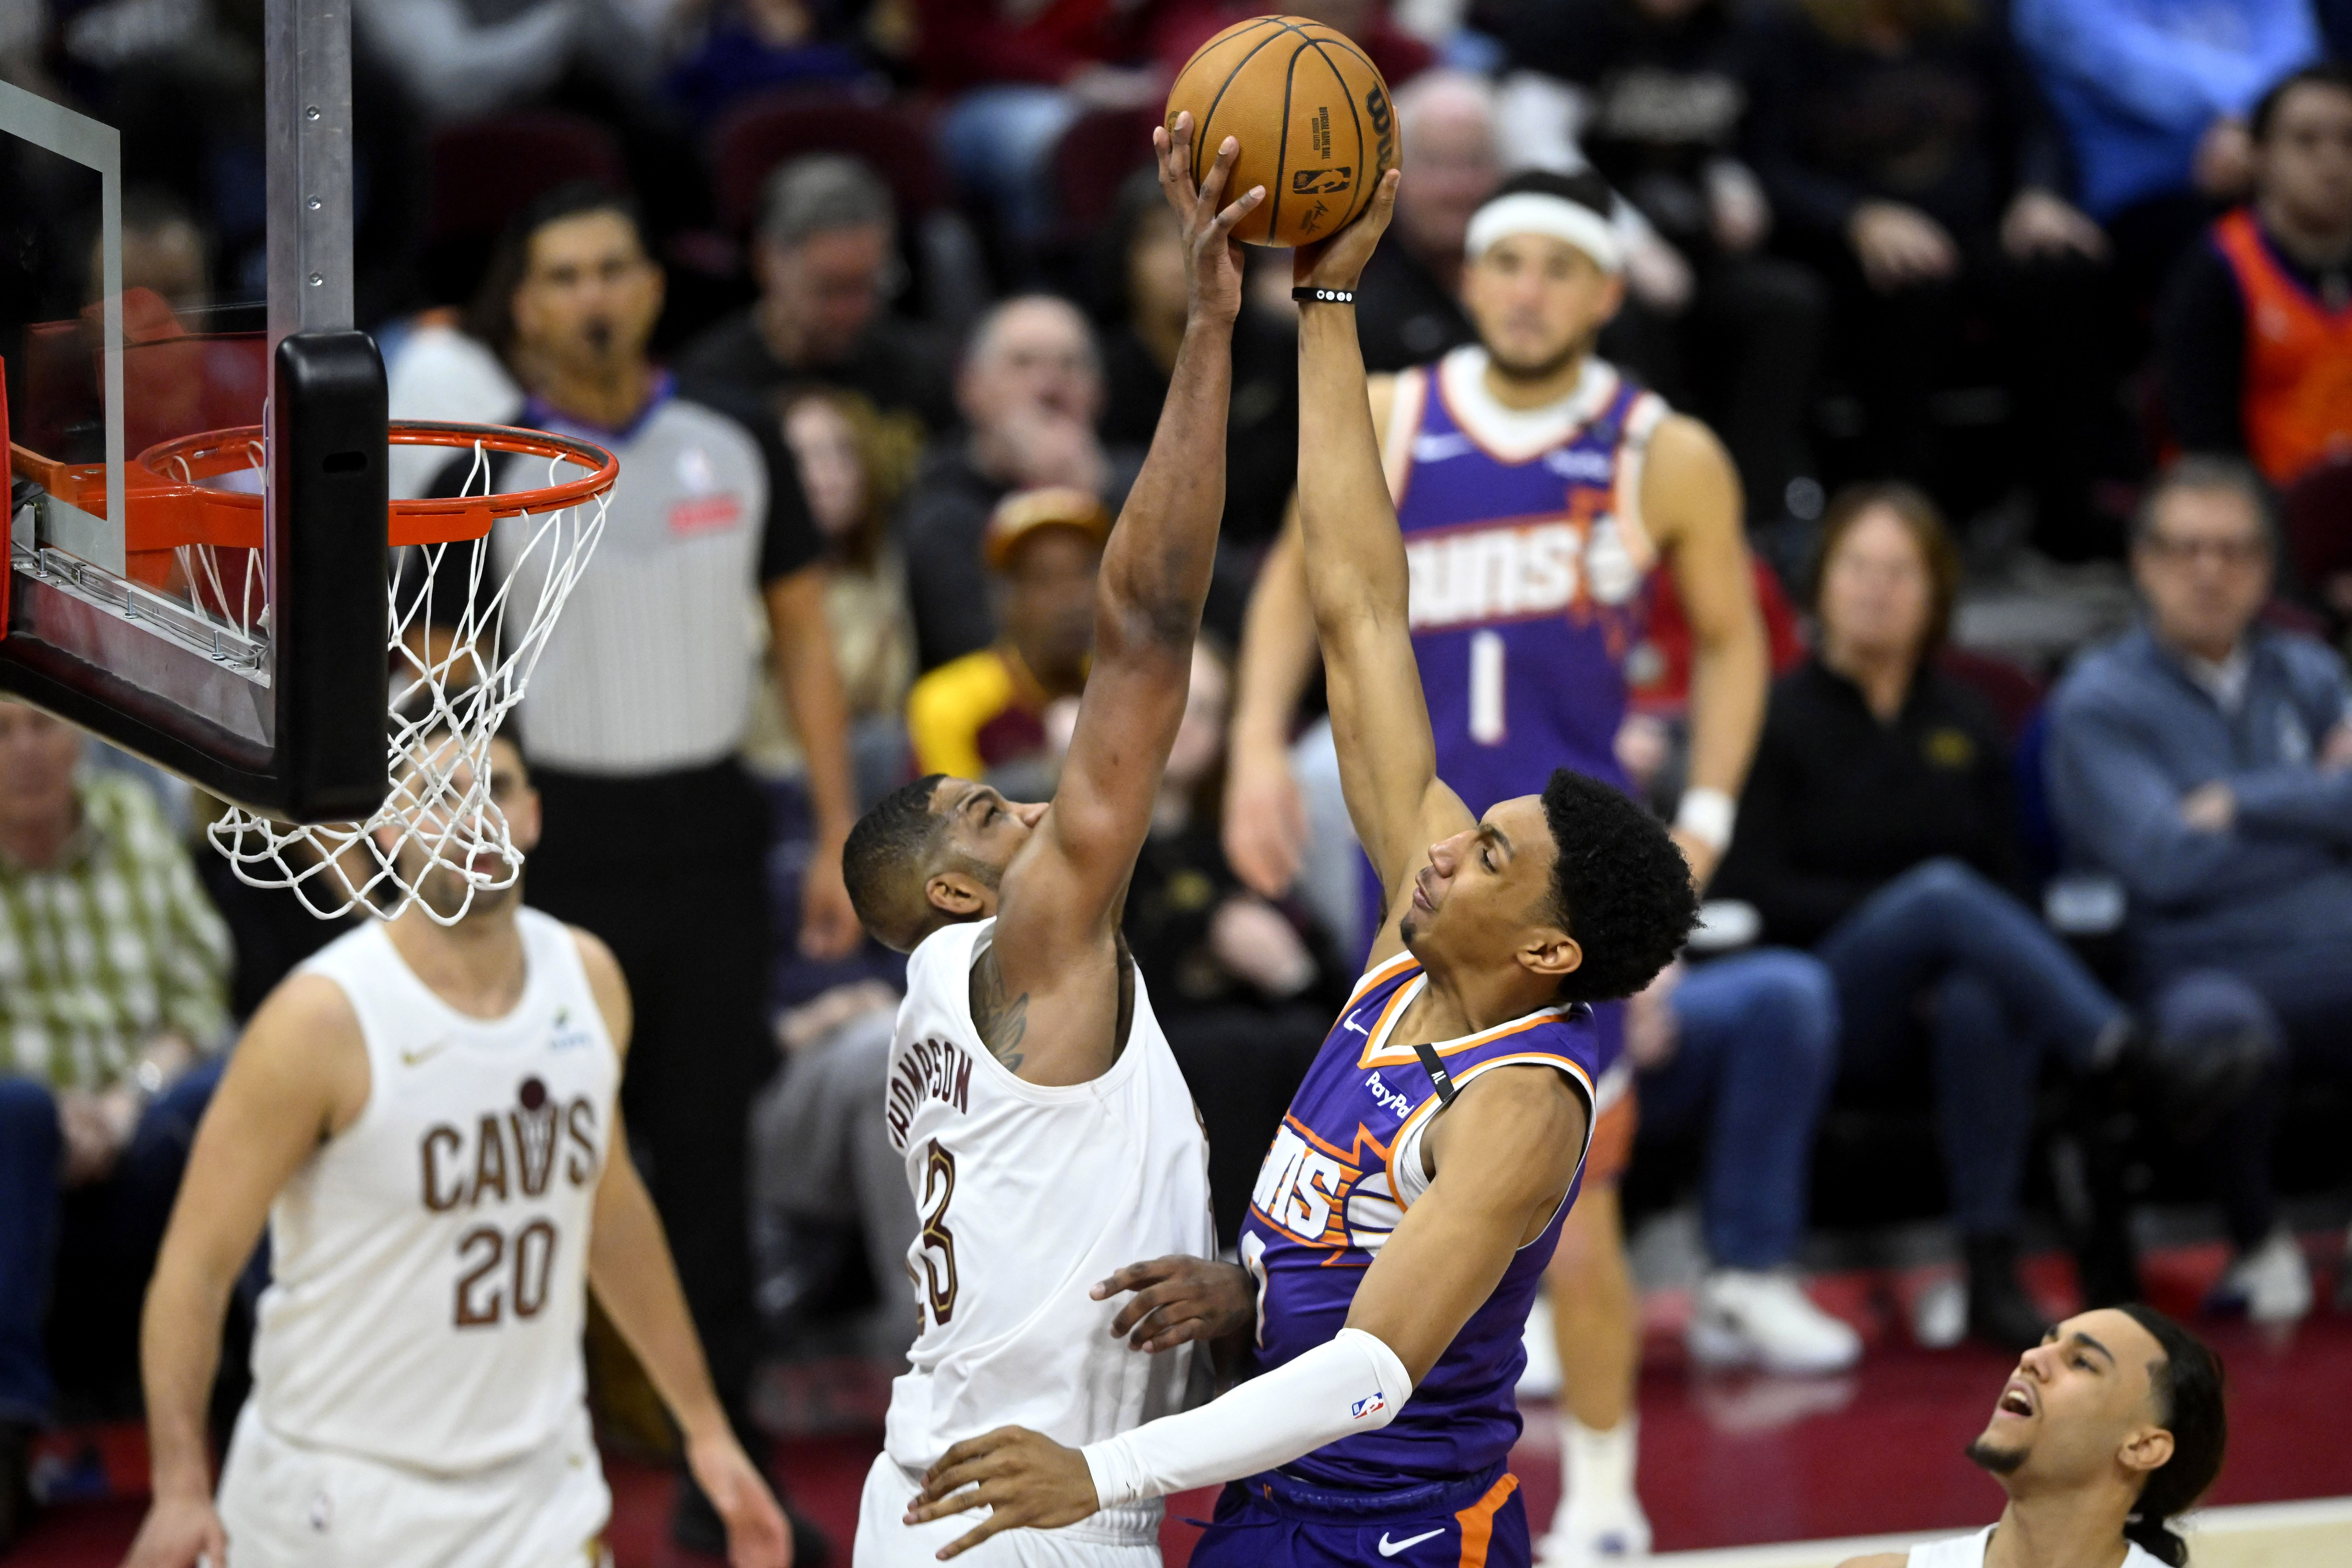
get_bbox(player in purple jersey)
[1225,168,1796,1562]
[899,175,1699,1568]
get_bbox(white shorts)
[215,1400,611,1568]
[855,1451,1164,1567]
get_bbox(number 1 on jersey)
[1470,630,1506,745]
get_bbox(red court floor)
[15,1239,2352,1565]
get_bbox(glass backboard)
[1,0,389,821]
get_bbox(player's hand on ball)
[1155,112,1263,328]
[1294,165,1402,295]
[119,1491,228,1568]
[685,1430,793,1568]
[1095,1254,1257,1351]
[907,1426,1099,1558]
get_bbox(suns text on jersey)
[1249,1114,1405,1256]
[887,1036,975,1150]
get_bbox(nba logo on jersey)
[1351,1392,1387,1420]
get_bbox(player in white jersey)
[1838,1306,2225,1568]
[837,117,1258,1567]
[120,732,789,1568]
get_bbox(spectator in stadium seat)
[1495,0,1829,528]
[2048,457,2352,1325]
[917,0,1164,250]
[2160,64,2352,488]
[459,181,857,1555]
[900,294,1139,670]
[663,0,871,128]
[677,153,958,447]
[1714,484,2142,1351]
[1353,69,1503,371]
[2013,0,2318,275]
[0,700,231,1549]
[743,386,921,811]
[906,487,1107,801]
[1743,0,2123,556]
[1095,169,1297,635]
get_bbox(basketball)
[1164,15,1401,248]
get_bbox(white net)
[207,434,613,924]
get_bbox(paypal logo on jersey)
[1351,1392,1387,1420]
[1364,1072,1413,1120]
[1545,447,1616,482]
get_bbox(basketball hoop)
[46,420,621,923]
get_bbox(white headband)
[1464,191,1623,274]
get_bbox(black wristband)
[1292,286,1355,304]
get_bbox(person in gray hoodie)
[2048,455,2352,1325]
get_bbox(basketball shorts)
[856,1452,1163,1567]
[215,1400,610,1568]
[1190,1462,1526,1568]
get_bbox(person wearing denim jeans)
[1637,948,1855,1372]
[1715,485,2136,1350]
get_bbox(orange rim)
[11,421,620,553]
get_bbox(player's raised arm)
[987,122,1262,1015]
[1288,173,1477,910]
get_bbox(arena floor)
[16,1241,2352,1566]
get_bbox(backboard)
[1,0,389,821]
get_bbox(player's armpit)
[1341,1063,1588,1384]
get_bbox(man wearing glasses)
[2049,456,2352,1325]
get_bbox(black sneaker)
[670,1472,834,1568]
[1965,1234,2050,1353]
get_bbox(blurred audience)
[354,0,673,123]
[1494,0,1827,526]
[1744,0,2123,555]
[906,486,1108,800]
[0,701,230,1546]
[1094,168,1298,635]
[2161,64,2352,487]
[900,293,1136,669]
[1714,484,2144,1350]
[664,0,872,127]
[679,153,958,445]
[2048,457,2352,1325]
[2014,0,2320,279]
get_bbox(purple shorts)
[1187,1462,1528,1568]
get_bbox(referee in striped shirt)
[460,183,855,1554]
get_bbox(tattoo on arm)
[970,948,1030,1071]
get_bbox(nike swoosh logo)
[1378,1529,1443,1557]
[401,1040,454,1067]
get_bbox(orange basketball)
[1164,15,1400,248]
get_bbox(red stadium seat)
[1050,105,1160,250]
[707,89,943,235]
[426,111,629,248]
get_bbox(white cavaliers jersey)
[249,909,619,1474]
[882,918,1214,1541]
[1908,1528,2167,1568]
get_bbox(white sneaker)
[2211,1231,2312,1323]
[1538,1494,1653,1567]
[1685,1270,1863,1375]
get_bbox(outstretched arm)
[1289,176,1477,928]
[985,118,1262,1083]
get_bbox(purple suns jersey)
[1237,951,1603,1490]
[1385,347,1670,811]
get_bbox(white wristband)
[1674,787,1736,854]
[1081,1328,1413,1508]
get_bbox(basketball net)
[207,432,614,925]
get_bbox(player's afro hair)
[842,773,952,953]
[1540,769,1699,1003]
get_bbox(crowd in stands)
[6,0,2352,1555]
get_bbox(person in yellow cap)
[904,485,1110,793]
